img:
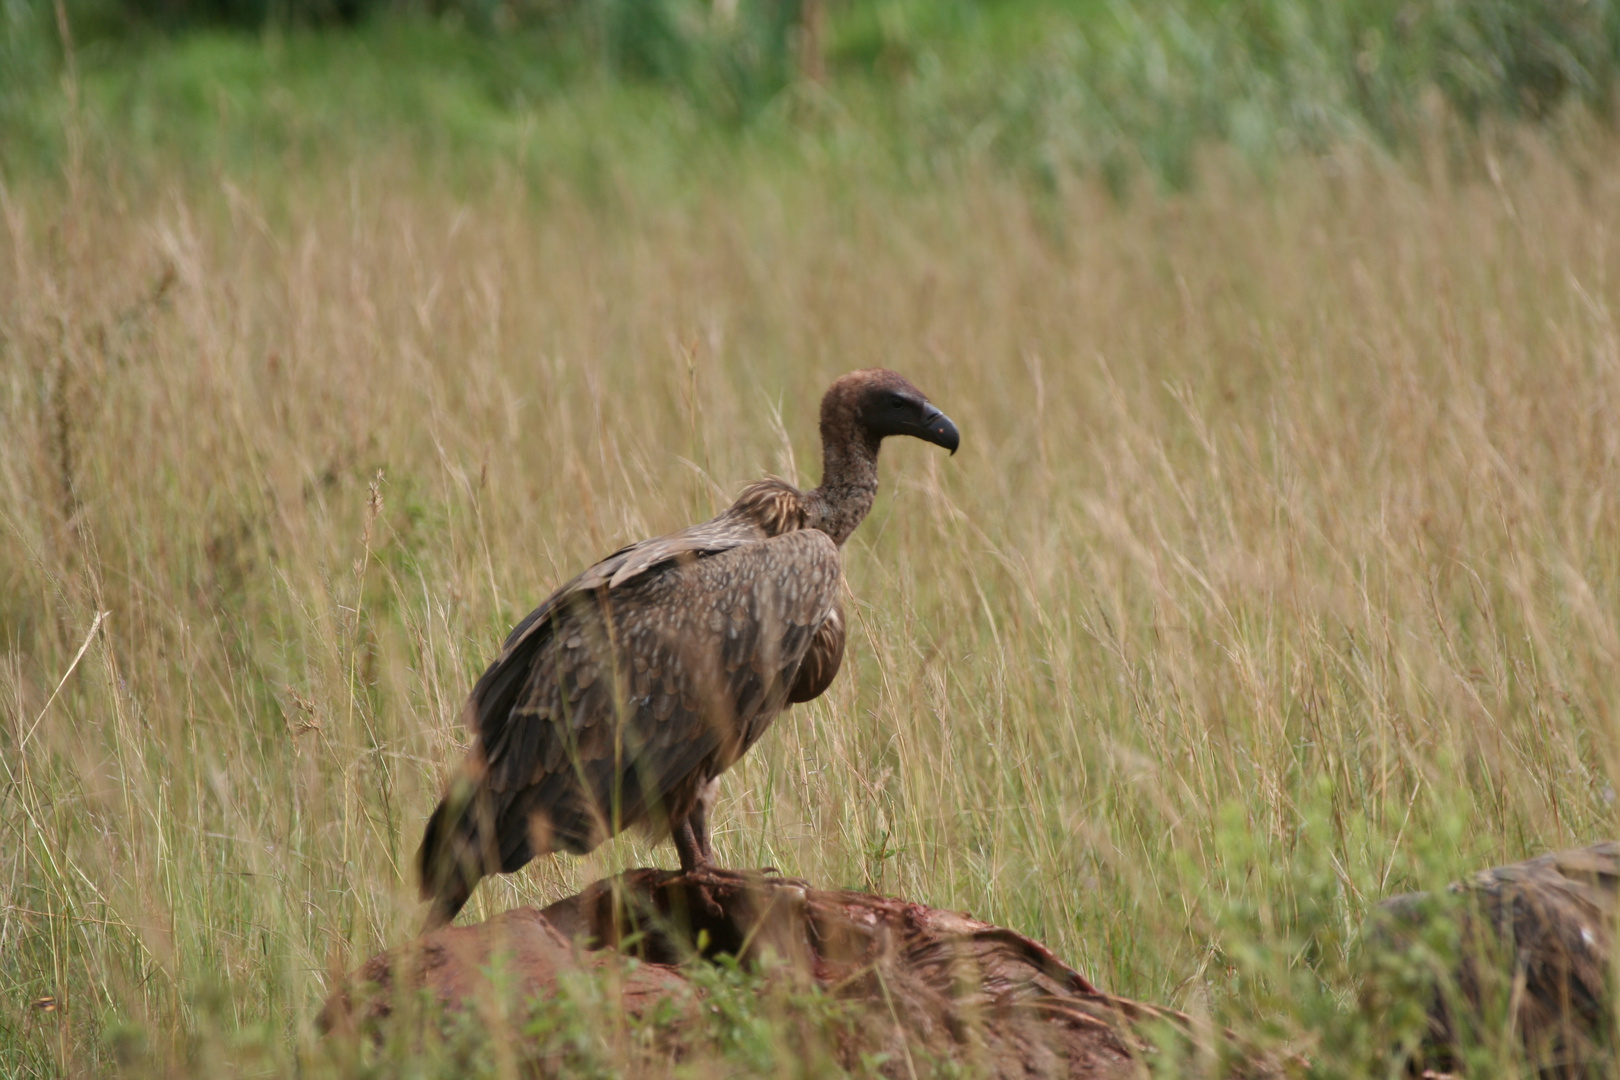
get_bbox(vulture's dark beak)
[918,405,960,456]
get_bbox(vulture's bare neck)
[807,422,881,547]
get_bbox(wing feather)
[459,528,840,866]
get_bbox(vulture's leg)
[673,779,730,919]
[673,777,719,872]
[672,813,727,920]
[673,816,708,875]
[689,777,718,864]
[691,777,780,875]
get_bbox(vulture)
[418,369,959,927]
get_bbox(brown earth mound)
[320,850,1620,1076]
[319,868,1222,1078]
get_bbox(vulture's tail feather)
[418,772,611,929]
[417,778,494,931]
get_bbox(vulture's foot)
[674,865,801,923]
[677,863,732,920]
[670,815,799,917]
[676,865,810,917]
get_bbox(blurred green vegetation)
[3,0,1619,187]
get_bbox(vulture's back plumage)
[419,370,958,927]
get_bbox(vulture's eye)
[888,393,908,409]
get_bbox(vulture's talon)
[673,865,729,921]
[694,882,726,922]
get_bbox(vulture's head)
[821,368,960,456]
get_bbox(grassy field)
[9,8,1620,1075]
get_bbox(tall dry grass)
[6,136,1620,1074]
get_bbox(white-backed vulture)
[418,369,959,927]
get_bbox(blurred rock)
[1369,842,1620,1076]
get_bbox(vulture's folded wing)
[469,528,842,856]
[493,511,770,661]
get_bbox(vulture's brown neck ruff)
[809,430,881,546]
[804,369,958,546]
